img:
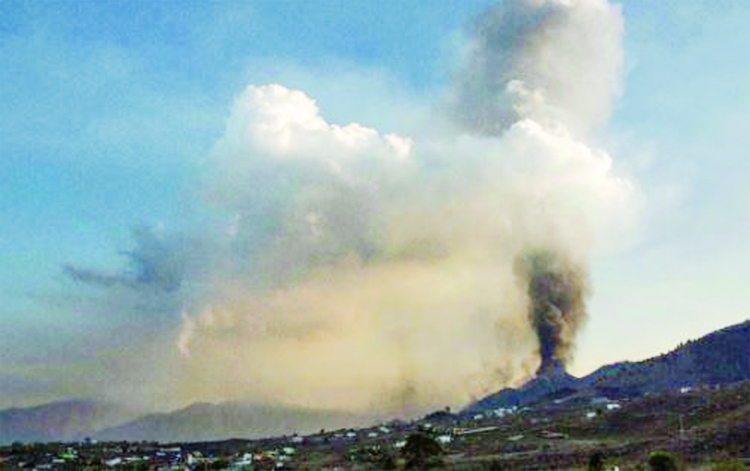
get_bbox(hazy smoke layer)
[517,251,589,374]
[68,0,637,416]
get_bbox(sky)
[0,0,748,413]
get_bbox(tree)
[378,452,398,470]
[588,451,605,471]
[648,452,679,471]
[211,458,231,470]
[402,433,443,469]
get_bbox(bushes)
[648,452,679,471]
[378,452,398,470]
[210,458,230,470]
[712,459,748,471]
[588,451,605,471]
[402,433,443,469]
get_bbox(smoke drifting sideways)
[63,0,638,416]
[64,226,185,292]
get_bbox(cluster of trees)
[346,433,444,470]
[398,432,748,471]
[402,433,444,469]
[586,450,748,471]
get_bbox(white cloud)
[171,70,637,413]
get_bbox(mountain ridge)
[0,399,139,444]
[3,319,749,443]
[466,319,750,413]
[93,402,377,443]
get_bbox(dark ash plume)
[517,250,589,375]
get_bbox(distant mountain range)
[466,319,750,413]
[0,400,376,445]
[93,402,375,443]
[2,319,748,444]
[0,400,137,445]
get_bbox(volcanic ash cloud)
[171,0,637,415]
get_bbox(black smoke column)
[517,251,589,375]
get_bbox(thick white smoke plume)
[166,0,636,417]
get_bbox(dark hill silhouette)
[466,319,750,413]
[465,360,579,413]
[583,319,750,392]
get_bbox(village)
[4,381,748,471]
[0,397,627,470]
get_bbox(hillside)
[465,361,579,413]
[583,319,750,393]
[468,319,750,411]
[5,382,750,470]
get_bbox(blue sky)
[1,0,749,409]
[585,0,750,369]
